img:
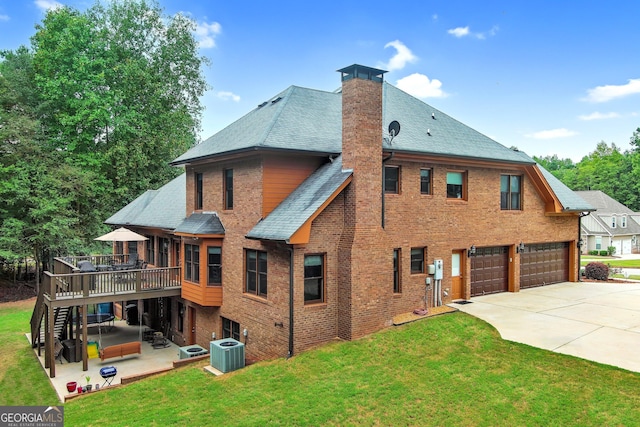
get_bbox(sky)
[1,0,639,162]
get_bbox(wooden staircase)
[30,287,72,348]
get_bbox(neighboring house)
[37,64,594,371]
[576,190,640,255]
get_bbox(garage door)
[520,242,569,289]
[471,246,509,297]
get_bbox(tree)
[31,0,209,209]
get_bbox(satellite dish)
[388,120,401,138]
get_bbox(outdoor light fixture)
[468,245,476,257]
[577,239,584,248]
[517,242,525,253]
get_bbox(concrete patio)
[30,320,191,402]
[451,280,640,374]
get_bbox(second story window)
[195,172,203,210]
[384,166,399,194]
[446,171,466,200]
[611,216,617,228]
[246,249,267,298]
[420,169,432,195]
[500,175,521,210]
[224,169,233,210]
[208,246,222,286]
[621,216,627,228]
[185,243,200,283]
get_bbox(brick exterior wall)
[151,67,580,363]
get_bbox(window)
[224,169,233,210]
[304,254,325,304]
[446,171,465,199]
[410,247,425,274]
[621,216,627,228]
[195,172,203,210]
[500,175,521,210]
[596,236,602,250]
[246,249,267,298]
[611,216,617,228]
[222,317,240,341]
[146,236,155,265]
[420,169,432,195]
[208,246,222,286]
[185,244,200,282]
[158,238,169,267]
[384,166,399,194]
[127,241,138,255]
[393,249,401,293]
[177,302,184,333]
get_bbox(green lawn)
[2,300,639,426]
[581,256,640,268]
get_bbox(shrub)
[585,262,609,281]
[588,250,599,256]
[607,246,616,256]
[599,250,609,256]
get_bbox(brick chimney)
[337,64,389,341]
[338,64,386,228]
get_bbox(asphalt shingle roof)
[105,173,186,229]
[574,190,633,214]
[174,213,225,235]
[246,156,352,242]
[537,166,595,212]
[171,82,536,166]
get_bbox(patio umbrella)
[95,227,148,242]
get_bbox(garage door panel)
[471,246,508,297]
[520,242,569,289]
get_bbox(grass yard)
[581,256,640,268]
[2,300,639,426]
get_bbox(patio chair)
[151,331,170,349]
[114,253,139,270]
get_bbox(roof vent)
[432,113,436,119]
[271,96,282,104]
[427,128,431,136]
[258,101,268,108]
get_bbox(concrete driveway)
[451,281,640,374]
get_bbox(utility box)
[434,259,444,280]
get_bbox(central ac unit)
[178,344,208,359]
[210,338,245,373]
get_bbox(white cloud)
[195,21,221,49]
[34,0,63,11]
[396,73,447,99]
[583,78,640,103]
[216,91,240,102]
[448,25,499,39]
[432,14,438,21]
[448,26,470,38]
[382,40,417,72]
[578,111,620,121]
[0,14,9,21]
[525,128,578,139]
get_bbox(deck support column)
[82,304,88,371]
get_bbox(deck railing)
[44,258,181,301]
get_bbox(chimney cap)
[337,64,387,83]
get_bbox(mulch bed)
[0,278,37,303]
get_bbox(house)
[576,190,640,255]
[35,64,594,373]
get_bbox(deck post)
[48,303,56,378]
[82,304,88,372]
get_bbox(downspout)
[287,246,294,358]
[381,152,395,228]
[578,212,590,281]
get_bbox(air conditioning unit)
[210,338,245,373]
[178,344,208,359]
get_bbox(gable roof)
[574,190,634,214]
[171,82,536,167]
[537,167,595,213]
[105,173,186,229]
[246,156,352,243]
